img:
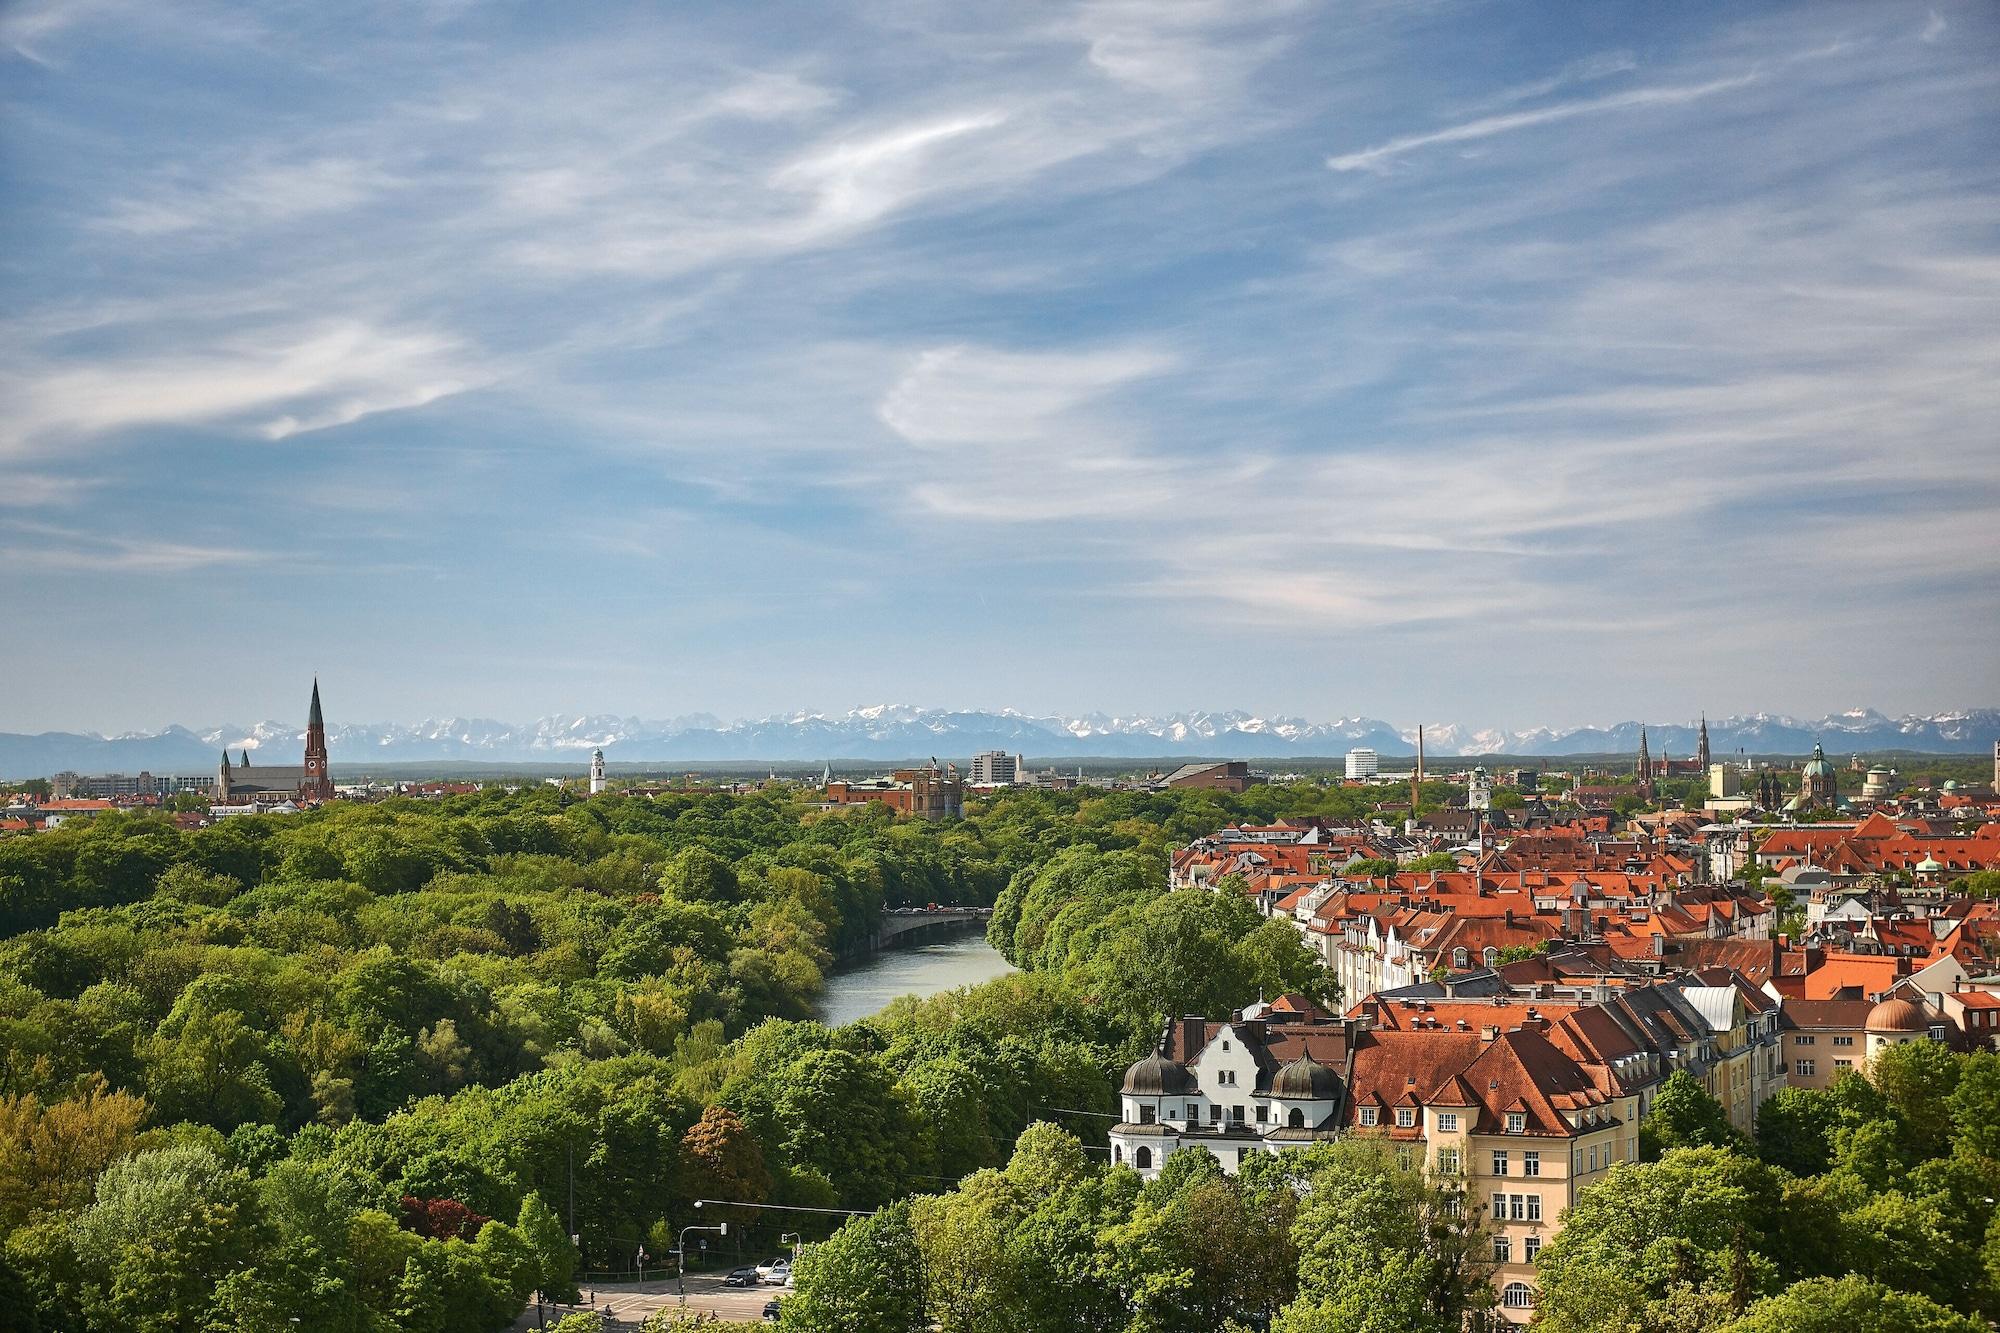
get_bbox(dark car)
[724,1266,761,1288]
[763,1297,782,1322]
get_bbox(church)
[214,680,335,803]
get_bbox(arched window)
[1482,947,1499,968]
[1113,1144,1123,1163]
[1134,1146,1153,1170]
[1503,1283,1535,1309]
[1452,947,1469,969]
[1287,1108,1304,1129]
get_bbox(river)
[815,926,1017,1027]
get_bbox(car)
[759,1258,792,1285]
[724,1266,761,1288]
[762,1298,782,1322]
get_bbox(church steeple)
[301,678,332,802]
[1637,725,1655,802]
[1696,714,1711,771]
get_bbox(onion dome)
[1865,996,1927,1034]
[1916,855,1943,873]
[1121,1054,1195,1096]
[1271,1054,1341,1100]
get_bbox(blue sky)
[3,0,1996,733]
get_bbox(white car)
[756,1258,791,1285]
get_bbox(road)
[513,1275,782,1328]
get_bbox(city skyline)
[5,1,1998,732]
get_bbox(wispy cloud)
[0,521,264,573]
[1,320,483,453]
[1327,72,1760,172]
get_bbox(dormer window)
[1360,1107,1378,1126]
[1396,1107,1415,1128]
[1506,1112,1526,1134]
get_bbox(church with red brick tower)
[214,679,335,803]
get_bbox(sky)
[2,0,1997,735]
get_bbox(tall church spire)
[1696,714,1711,771]
[302,678,332,802]
[1637,726,1655,802]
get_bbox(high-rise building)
[969,750,1022,785]
[1345,748,1379,780]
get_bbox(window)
[1210,1105,1221,1124]
[1834,1059,1852,1070]
[1832,1035,1854,1047]
[1360,1107,1378,1127]
[1524,1235,1541,1263]
[1139,1105,1155,1125]
[1793,1035,1815,1046]
[1221,1040,1231,1050]
[1588,1145,1597,1172]
[1437,1148,1460,1175]
[1527,1195,1542,1222]
[1396,1147,1415,1170]
[1453,948,1470,968]
[1438,1113,1459,1132]
[1232,1105,1246,1124]
[1114,1145,1122,1163]
[1288,1108,1305,1129]
[1503,1282,1535,1309]
[1186,1104,1199,1120]
[1506,1112,1526,1134]
[1796,1059,1815,1077]
[1134,1146,1151,1170]
[1255,1104,1269,1125]
[1492,1151,1510,1175]
[1493,1236,1511,1263]
[1522,1152,1540,1176]
[1396,1108,1415,1128]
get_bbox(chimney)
[1652,933,1666,958]
[1481,1025,1500,1043]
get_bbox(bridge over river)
[859,905,993,954]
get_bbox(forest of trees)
[2,777,1992,1331]
[0,781,1349,1331]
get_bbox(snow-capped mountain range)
[2,707,1997,776]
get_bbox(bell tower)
[302,678,332,801]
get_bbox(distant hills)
[2,706,1996,778]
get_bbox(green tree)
[69,1143,259,1333]
[1269,1139,1488,1333]
[784,1200,927,1333]
[1533,1147,1787,1333]
[1755,1086,1841,1177]
[1641,1070,1741,1159]
[518,1191,579,1305]
[1718,1274,1985,1333]
[658,847,740,905]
